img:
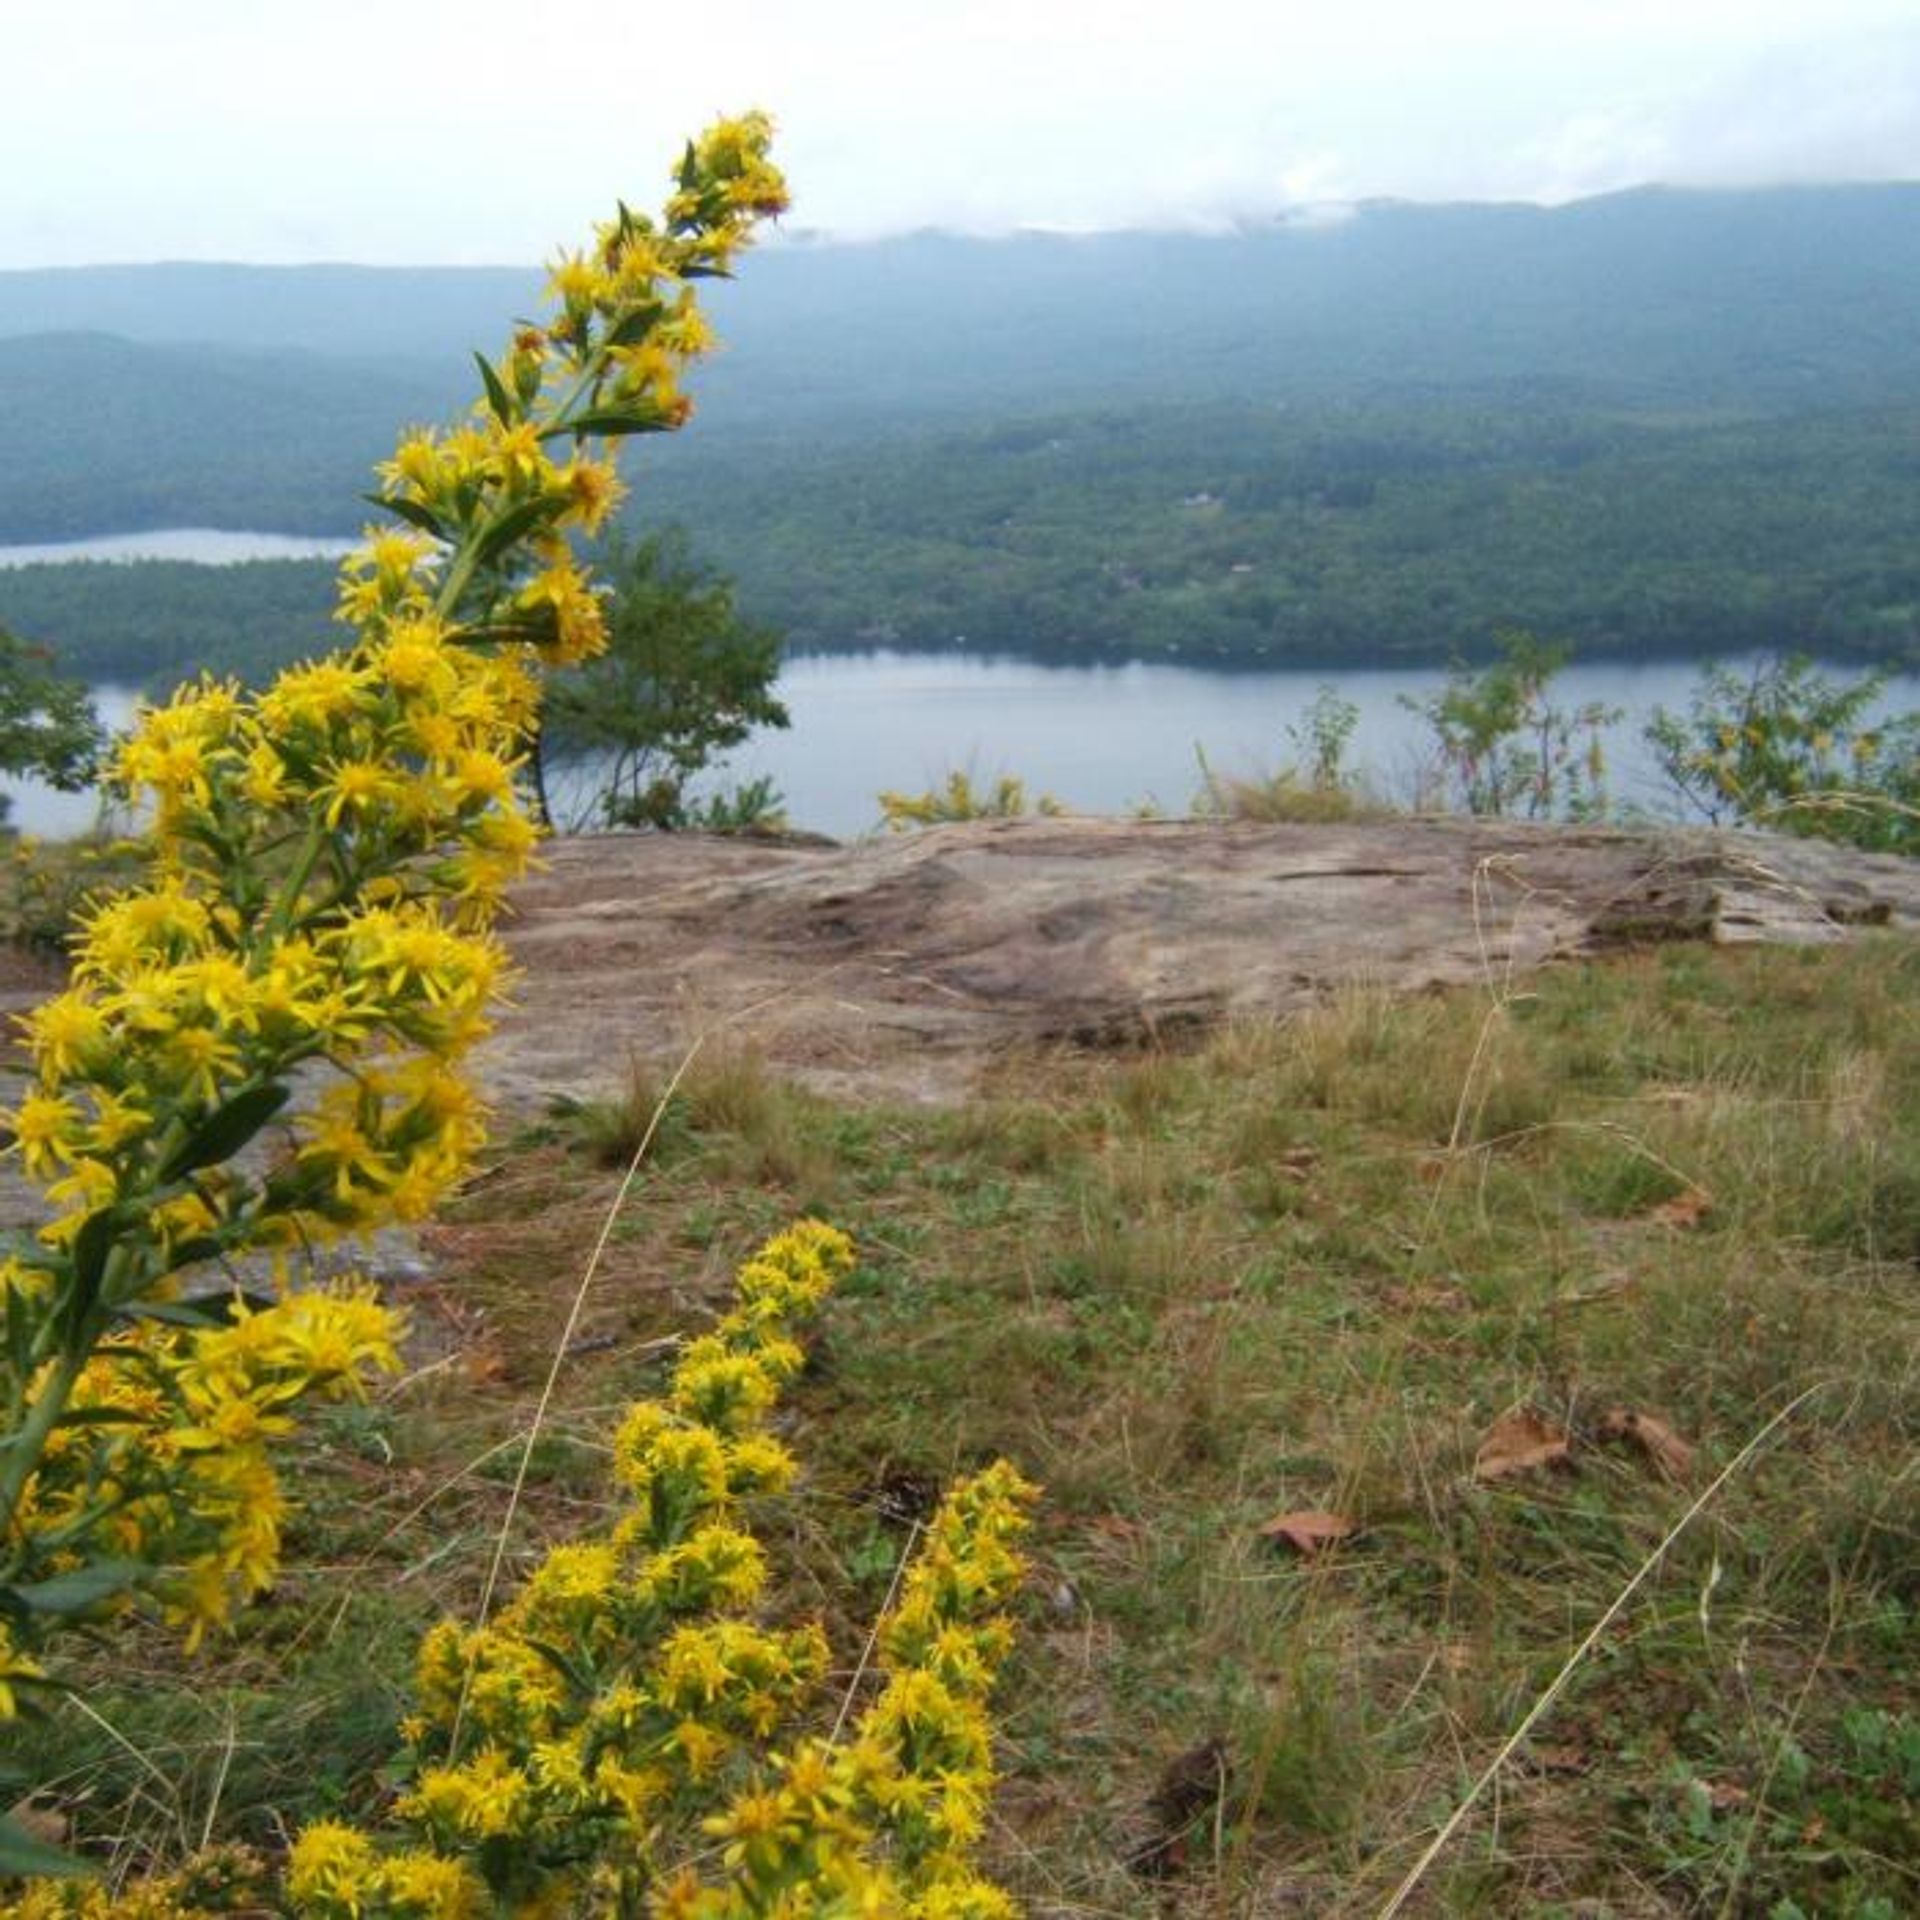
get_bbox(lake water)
[554,649,1920,839]
[12,652,1919,842]
[2,525,1913,838]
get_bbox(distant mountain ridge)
[5,182,1919,426]
[5,183,1920,670]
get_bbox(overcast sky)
[4,0,1917,267]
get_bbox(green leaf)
[66,1208,119,1323]
[521,1635,594,1697]
[8,1557,149,1616]
[473,350,516,428]
[602,302,666,351]
[363,491,448,540]
[4,1281,34,1376]
[158,1082,291,1184]
[157,1234,227,1275]
[559,404,676,438]
[119,1290,275,1331]
[471,493,569,571]
[0,1811,96,1881]
[49,1403,146,1430]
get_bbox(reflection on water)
[10,654,1917,844]
[0,528,354,568]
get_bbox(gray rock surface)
[3,814,1912,1255]
[488,816,1920,1107]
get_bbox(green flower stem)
[0,1343,88,1563]
[265,817,330,942]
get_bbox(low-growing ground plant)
[6,1223,1037,1916]
[877,771,1062,830]
[1190,685,1381,825]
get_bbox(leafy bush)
[0,626,103,826]
[539,532,788,832]
[1646,653,1919,853]
[1403,630,1618,819]
[877,771,1062,830]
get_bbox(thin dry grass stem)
[197,1704,239,1855]
[1416,856,1543,1245]
[58,1694,178,1806]
[448,1029,710,1760]
[1715,1422,1920,1919]
[448,978,819,1759]
[276,1432,531,1662]
[1373,1380,1827,1920]
[826,1518,924,1747]
[1216,912,1544,1898]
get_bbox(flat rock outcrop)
[490,817,1920,1106]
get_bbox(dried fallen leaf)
[463,1340,511,1386]
[1256,1509,1357,1555]
[1599,1405,1696,1479]
[1381,1279,1471,1315]
[6,1802,69,1848]
[1647,1185,1713,1229]
[1473,1407,1572,1482]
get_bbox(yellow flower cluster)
[663,1457,1036,1920]
[10,1280,401,1646]
[269,1221,1036,1919]
[0,112,788,1708]
[374,1222,852,1908]
[0,1845,266,1919]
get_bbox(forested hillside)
[5,183,1920,672]
[0,334,465,540]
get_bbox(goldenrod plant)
[3,122,1040,1916]
[6,1225,1036,1917]
[289,1222,1034,1919]
[0,116,788,1771]
[876,773,1061,830]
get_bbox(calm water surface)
[548,649,1920,840]
[4,541,1913,841]
[15,532,1910,838]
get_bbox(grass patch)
[8,937,1916,1914]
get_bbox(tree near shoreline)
[538,530,788,830]
[0,625,104,825]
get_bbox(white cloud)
[2,1,1916,263]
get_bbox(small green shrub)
[878,770,1062,829]
[1646,653,1919,853]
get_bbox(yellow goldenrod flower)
[6,1089,84,1176]
[21,989,110,1083]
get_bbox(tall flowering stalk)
[282,1221,1035,1920]
[0,118,789,1708]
